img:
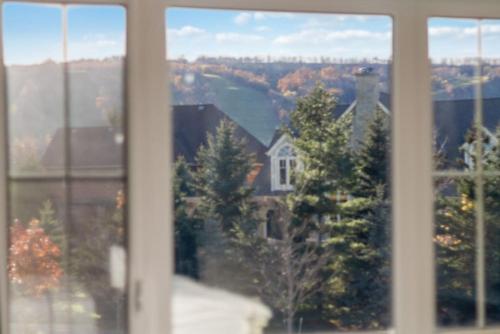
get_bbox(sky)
[166,9,393,62]
[3,3,126,65]
[3,4,500,65]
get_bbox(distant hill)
[8,57,500,163]
[6,59,124,165]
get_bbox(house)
[40,68,500,217]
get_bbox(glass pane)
[279,159,287,185]
[429,18,479,171]
[434,177,476,327]
[481,20,500,173]
[67,6,126,176]
[430,18,500,329]
[9,181,74,333]
[69,180,127,332]
[485,176,500,324]
[4,3,64,176]
[168,9,393,333]
[3,3,127,334]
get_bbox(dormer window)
[267,135,299,192]
[277,146,297,189]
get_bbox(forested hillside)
[8,56,500,162]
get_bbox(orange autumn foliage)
[8,218,63,296]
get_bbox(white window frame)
[1,0,500,334]
[267,135,297,191]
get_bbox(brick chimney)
[351,67,380,150]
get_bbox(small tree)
[239,202,331,334]
[9,218,63,296]
[193,119,259,293]
[174,157,200,278]
[194,119,256,234]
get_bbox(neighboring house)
[265,67,391,193]
[40,68,500,232]
[433,98,500,169]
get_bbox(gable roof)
[41,127,124,170]
[173,104,268,165]
[41,104,269,173]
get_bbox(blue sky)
[3,4,500,65]
[167,9,393,62]
[3,3,125,65]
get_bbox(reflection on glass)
[4,3,64,176]
[4,3,127,334]
[168,9,392,333]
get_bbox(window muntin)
[279,158,287,185]
[3,3,128,333]
[168,8,392,333]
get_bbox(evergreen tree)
[193,119,259,294]
[287,84,354,232]
[435,126,500,325]
[194,119,256,234]
[39,200,66,258]
[355,109,390,199]
[324,195,391,329]
[435,177,476,326]
[322,111,391,330]
[173,157,200,278]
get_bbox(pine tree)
[434,127,500,325]
[435,177,476,326]
[355,109,390,199]
[174,157,200,278]
[322,108,391,330]
[194,119,256,234]
[193,119,259,294]
[287,84,354,232]
[39,200,66,257]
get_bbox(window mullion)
[392,6,435,334]
[128,0,172,334]
[474,21,486,329]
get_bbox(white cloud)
[168,26,205,38]
[254,12,296,21]
[274,29,391,45]
[255,26,271,32]
[429,26,462,37]
[429,25,500,38]
[481,24,500,35]
[234,12,252,25]
[82,34,119,47]
[215,32,264,43]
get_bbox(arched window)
[272,144,298,191]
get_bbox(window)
[2,3,127,333]
[0,1,499,334]
[430,18,500,329]
[271,141,297,191]
[168,8,393,333]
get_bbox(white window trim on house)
[462,126,499,170]
[0,1,500,334]
[267,135,298,191]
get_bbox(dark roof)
[42,127,124,170]
[41,105,269,186]
[434,97,500,168]
[173,104,268,165]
